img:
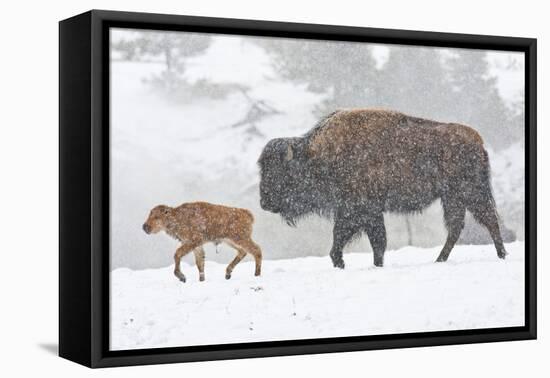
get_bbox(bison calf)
[142,202,262,282]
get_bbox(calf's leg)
[225,238,262,278]
[238,238,262,277]
[174,242,199,283]
[194,246,206,282]
[225,249,246,280]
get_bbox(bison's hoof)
[199,276,205,282]
[498,252,507,260]
[333,260,345,269]
[178,276,186,283]
[225,273,231,280]
[374,262,383,268]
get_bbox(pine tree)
[375,46,455,121]
[259,39,379,114]
[446,50,515,149]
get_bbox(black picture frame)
[59,9,537,368]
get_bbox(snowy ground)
[110,241,525,350]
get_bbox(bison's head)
[258,137,320,226]
[142,205,172,234]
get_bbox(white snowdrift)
[110,241,524,350]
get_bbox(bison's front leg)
[364,213,387,267]
[330,216,361,269]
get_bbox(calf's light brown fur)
[142,202,262,282]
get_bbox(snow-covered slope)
[110,241,524,350]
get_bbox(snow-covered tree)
[111,31,211,91]
[375,46,455,120]
[259,39,379,114]
[447,50,517,149]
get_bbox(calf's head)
[258,137,316,225]
[143,205,172,234]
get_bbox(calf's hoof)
[332,259,345,269]
[498,251,507,260]
[199,275,205,282]
[174,270,186,282]
[225,273,231,280]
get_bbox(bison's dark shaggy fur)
[258,108,507,268]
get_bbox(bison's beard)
[277,200,308,227]
[278,197,326,227]
[281,212,298,227]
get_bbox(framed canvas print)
[59,10,537,368]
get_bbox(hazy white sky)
[112,29,524,105]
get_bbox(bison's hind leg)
[463,147,507,259]
[436,196,466,262]
[466,190,507,260]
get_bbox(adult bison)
[258,108,507,268]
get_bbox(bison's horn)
[285,144,293,161]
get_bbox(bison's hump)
[307,108,405,159]
[306,108,484,160]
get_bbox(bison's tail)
[465,146,500,223]
[480,149,499,216]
